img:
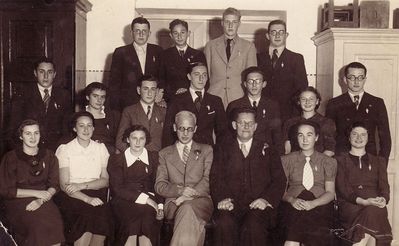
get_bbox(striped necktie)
[43,88,50,113]
[182,145,190,164]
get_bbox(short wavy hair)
[122,125,151,145]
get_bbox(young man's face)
[170,24,189,48]
[86,89,106,110]
[222,14,240,39]
[187,65,208,91]
[174,116,197,144]
[137,80,158,105]
[266,23,288,48]
[233,112,257,142]
[34,62,56,88]
[244,72,266,98]
[297,124,318,152]
[345,67,366,95]
[132,23,150,46]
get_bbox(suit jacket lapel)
[229,38,240,62]
[215,37,228,64]
[127,44,142,75]
[185,141,199,172]
[169,144,186,175]
[33,86,45,111]
[145,45,156,74]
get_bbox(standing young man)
[109,17,163,111]
[326,62,391,161]
[204,7,257,108]
[159,19,206,101]
[257,19,308,122]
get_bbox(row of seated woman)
[0,112,392,246]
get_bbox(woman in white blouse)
[55,111,113,246]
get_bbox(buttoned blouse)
[282,151,337,198]
[56,138,109,183]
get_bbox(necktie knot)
[146,105,151,119]
[195,91,202,100]
[194,91,202,112]
[241,143,249,158]
[179,49,185,57]
[252,100,257,110]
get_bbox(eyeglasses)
[133,29,149,35]
[29,158,43,176]
[236,121,256,128]
[346,75,366,82]
[269,30,286,36]
[177,127,195,132]
[246,79,263,86]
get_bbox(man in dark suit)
[210,107,286,246]
[257,19,308,122]
[116,75,166,152]
[326,62,391,161]
[226,66,283,153]
[162,62,228,147]
[8,57,72,151]
[109,17,163,111]
[159,19,206,101]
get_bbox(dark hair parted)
[169,19,188,32]
[187,62,208,74]
[345,121,369,138]
[131,17,150,30]
[241,66,264,83]
[122,125,151,145]
[223,7,241,20]
[70,111,95,131]
[137,74,159,87]
[34,56,56,71]
[295,120,320,137]
[18,119,41,138]
[232,107,257,122]
[295,86,322,110]
[344,62,367,77]
[268,19,287,33]
[85,82,107,98]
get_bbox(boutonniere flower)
[106,124,110,130]
[206,105,211,111]
[155,117,159,123]
[238,51,241,56]
[194,150,201,160]
[315,165,318,172]
[262,109,266,118]
[153,56,156,62]
[365,108,369,114]
[54,102,59,109]
[261,143,269,156]
[281,62,284,68]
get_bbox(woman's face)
[299,91,319,113]
[87,89,106,110]
[349,126,368,149]
[73,116,94,142]
[21,124,40,149]
[127,130,146,153]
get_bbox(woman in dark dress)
[55,112,113,246]
[83,82,120,154]
[0,119,64,246]
[336,122,392,246]
[108,125,164,246]
[283,86,336,157]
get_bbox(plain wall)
[86,0,399,86]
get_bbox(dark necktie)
[354,95,360,109]
[272,49,278,68]
[179,49,185,58]
[194,91,202,112]
[252,100,257,111]
[226,39,233,61]
[146,105,151,119]
[43,88,50,113]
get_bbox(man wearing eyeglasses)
[204,7,257,108]
[162,62,227,147]
[109,17,163,111]
[210,107,286,246]
[257,19,308,122]
[156,110,214,246]
[326,62,391,161]
[159,19,207,101]
[226,66,283,154]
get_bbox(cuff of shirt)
[158,203,164,210]
[135,193,149,204]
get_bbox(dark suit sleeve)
[293,54,308,91]
[261,148,286,208]
[162,100,178,147]
[325,99,335,121]
[269,102,283,154]
[376,99,391,160]
[214,97,228,144]
[109,48,123,111]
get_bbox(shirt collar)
[85,105,106,116]
[37,83,52,97]
[176,45,188,53]
[124,147,149,167]
[224,35,238,44]
[140,100,155,113]
[269,46,285,58]
[176,140,193,152]
[133,42,147,53]
[189,87,205,102]
[237,138,253,151]
[248,96,261,106]
[348,91,365,103]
